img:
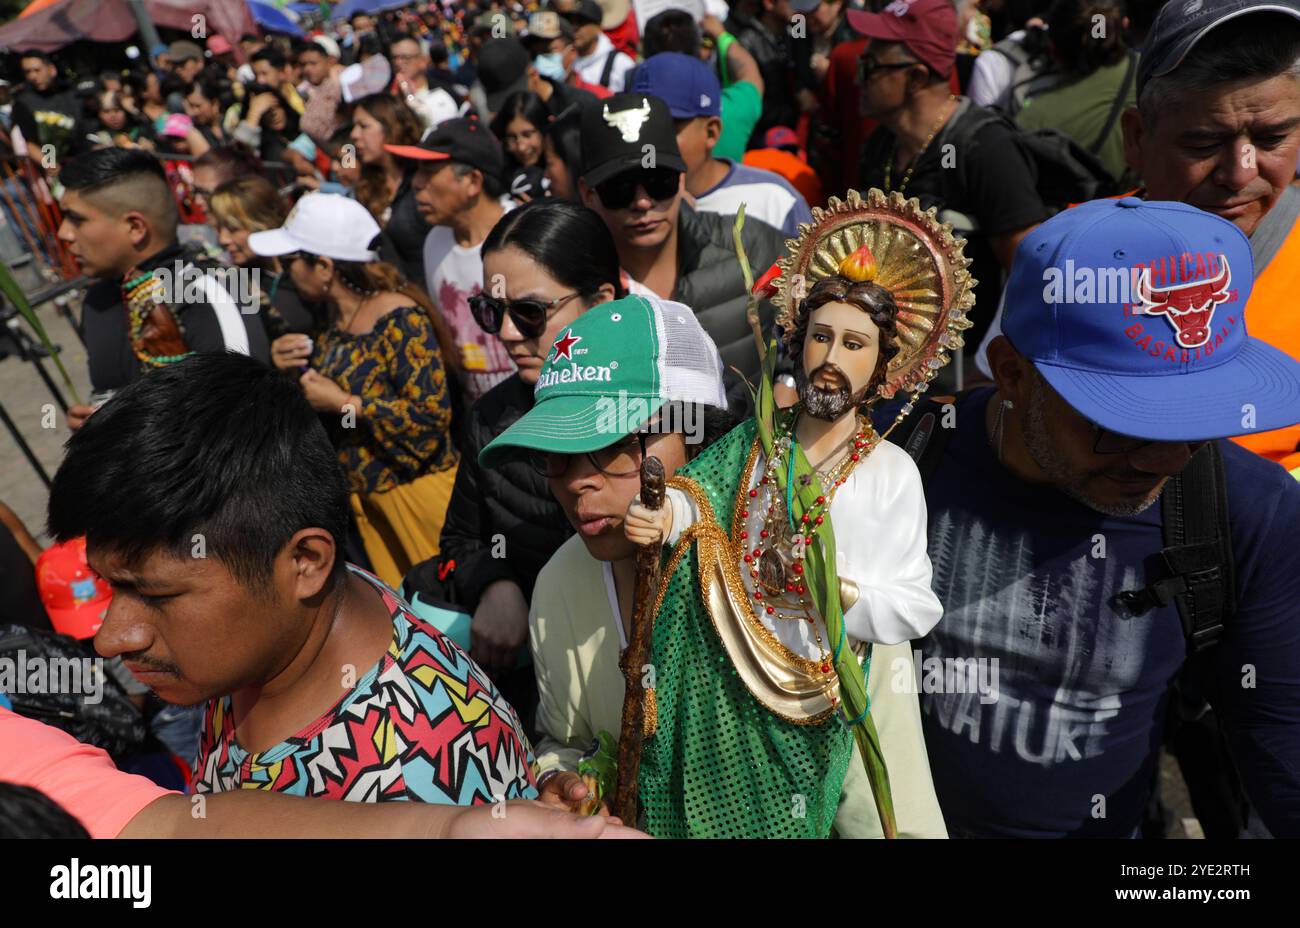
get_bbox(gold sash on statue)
[659,451,840,726]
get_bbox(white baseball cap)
[248,193,382,263]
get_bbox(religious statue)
[622,188,976,837]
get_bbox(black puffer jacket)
[430,373,573,611]
[673,204,788,409]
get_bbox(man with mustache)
[979,0,1300,474]
[891,199,1300,837]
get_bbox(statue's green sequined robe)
[636,419,854,838]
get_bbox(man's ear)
[591,281,618,305]
[985,335,1036,408]
[1120,106,1143,177]
[285,526,337,601]
[123,210,152,248]
[578,177,598,209]
[705,116,722,147]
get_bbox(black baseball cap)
[566,0,604,25]
[580,93,686,187]
[385,116,506,179]
[1137,0,1300,92]
[477,38,532,113]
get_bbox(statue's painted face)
[798,300,881,420]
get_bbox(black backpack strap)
[600,49,618,88]
[883,393,962,482]
[1089,50,1137,155]
[1119,443,1236,653]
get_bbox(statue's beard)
[796,362,868,421]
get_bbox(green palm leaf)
[0,259,83,406]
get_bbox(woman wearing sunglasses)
[254,192,461,591]
[427,199,622,706]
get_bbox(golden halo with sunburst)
[775,188,976,399]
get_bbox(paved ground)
[0,290,91,544]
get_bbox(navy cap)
[1137,0,1300,92]
[1002,198,1300,442]
[631,52,721,119]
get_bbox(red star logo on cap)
[551,328,581,361]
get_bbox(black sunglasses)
[594,167,681,210]
[857,56,922,82]
[528,431,648,479]
[469,291,581,339]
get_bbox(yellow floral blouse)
[311,304,458,494]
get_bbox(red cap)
[36,537,112,640]
[847,0,958,79]
[207,35,233,56]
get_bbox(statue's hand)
[625,495,673,547]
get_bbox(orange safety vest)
[1234,211,1300,471]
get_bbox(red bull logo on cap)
[1133,253,1232,349]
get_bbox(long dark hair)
[481,199,625,301]
[490,91,552,165]
[1047,0,1129,77]
[237,82,301,140]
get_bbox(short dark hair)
[19,50,56,66]
[642,9,702,58]
[48,353,352,591]
[59,145,166,193]
[250,47,287,70]
[0,783,90,838]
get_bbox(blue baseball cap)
[630,52,721,119]
[1002,197,1300,442]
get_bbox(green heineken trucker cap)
[479,293,727,467]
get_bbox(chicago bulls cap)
[580,93,686,187]
[1002,197,1300,442]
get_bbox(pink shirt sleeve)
[0,707,178,838]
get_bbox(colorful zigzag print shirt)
[192,566,538,804]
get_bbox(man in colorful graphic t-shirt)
[194,566,538,803]
[45,351,537,809]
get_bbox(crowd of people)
[2,0,1300,842]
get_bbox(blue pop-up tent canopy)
[330,0,410,21]
[249,0,305,35]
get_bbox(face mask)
[534,53,566,82]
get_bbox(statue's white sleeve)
[662,486,700,548]
[838,446,944,645]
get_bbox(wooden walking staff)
[614,455,666,825]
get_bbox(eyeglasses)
[1091,423,1209,457]
[528,431,648,479]
[856,56,921,83]
[594,167,681,211]
[469,290,582,339]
